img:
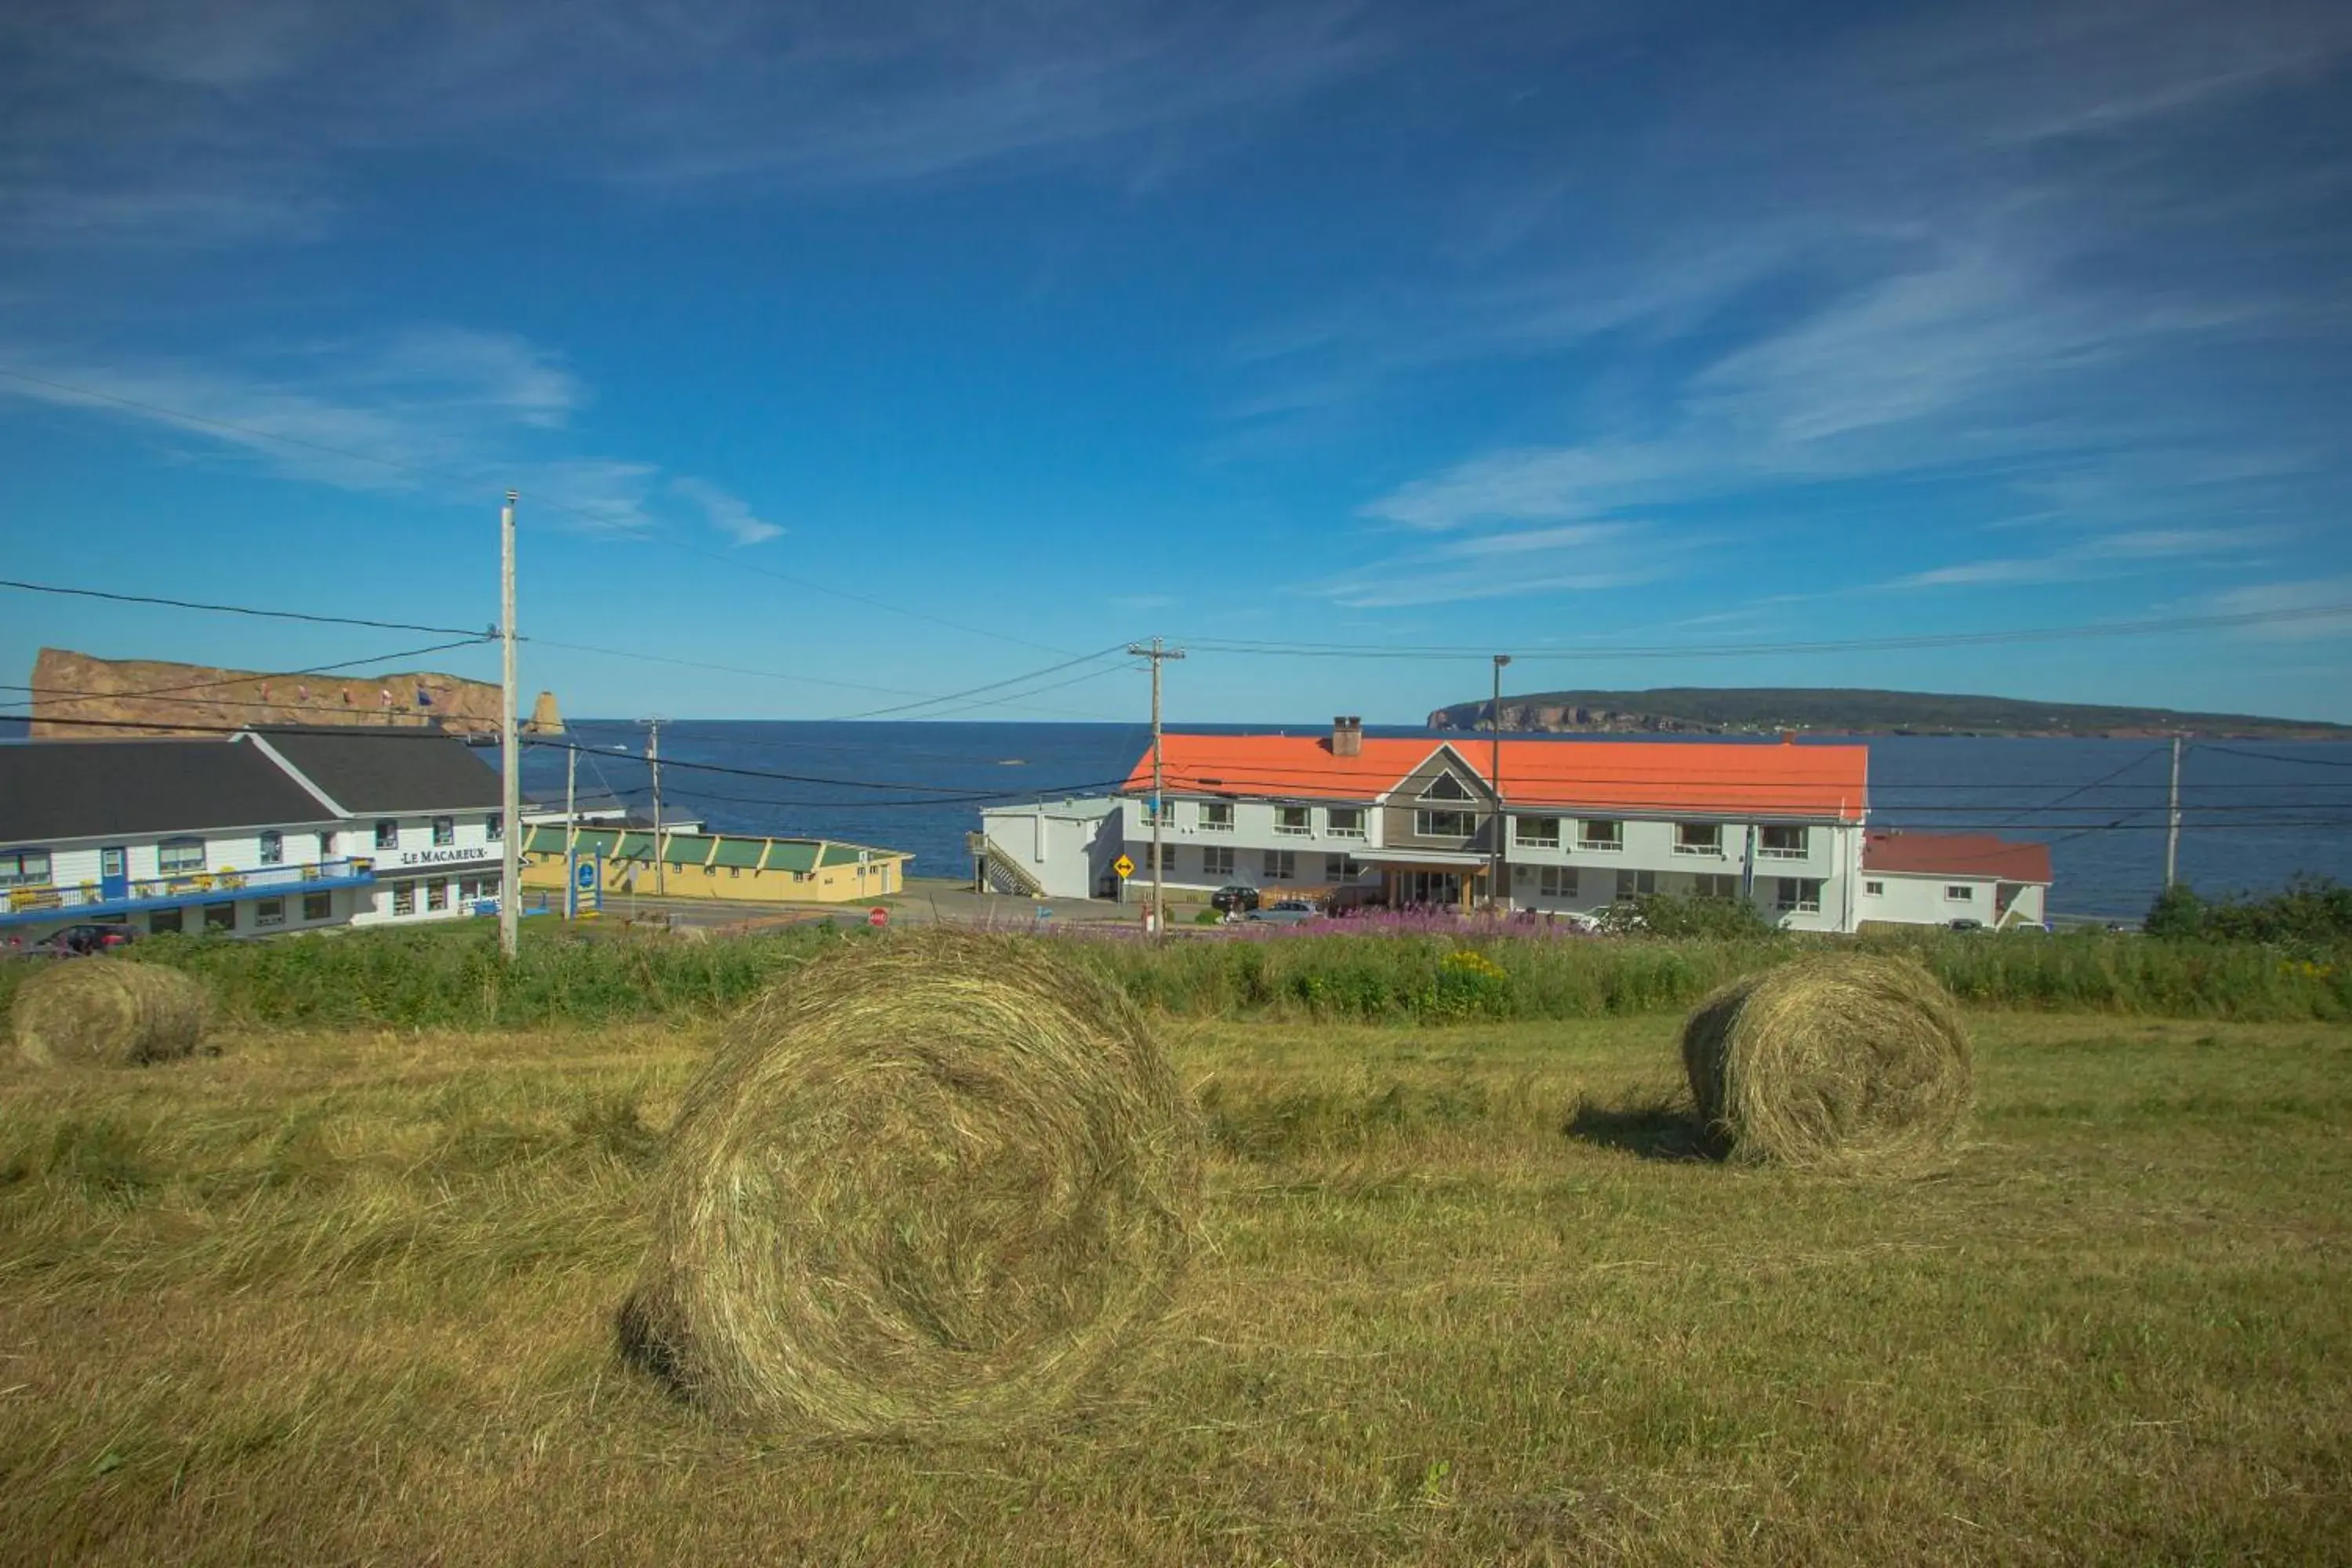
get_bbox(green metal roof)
[760,840,822,873]
[525,825,619,857]
[815,841,901,868]
[612,832,655,861]
[706,838,766,869]
[661,836,713,866]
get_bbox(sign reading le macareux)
[379,844,501,871]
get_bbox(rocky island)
[27,647,561,739]
[1427,687,2351,740]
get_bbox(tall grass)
[3,921,2343,1029]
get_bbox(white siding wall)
[1502,815,1863,931]
[1860,872,2049,929]
[977,801,1120,900]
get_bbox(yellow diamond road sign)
[1112,855,1135,879]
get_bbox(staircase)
[967,833,1046,898]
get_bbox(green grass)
[3,1011,2349,1563]
[6,920,2346,1031]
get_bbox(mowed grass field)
[2,1011,2348,1565]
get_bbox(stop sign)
[867,907,889,927]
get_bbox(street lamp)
[1491,654,1512,909]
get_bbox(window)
[148,907,183,935]
[1777,878,1824,913]
[204,903,235,931]
[375,820,398,851]
[1203,846,1234,878]
[1674,823,1723,856]
[392,884,416,916]
[1416,809,1476,838]
[426,880,448,912]
[1262,850,1296,881]
[1945,884,1975,902]
[432,816,456,847]
[1140,798,1174,827]
[1421,772,1474,801]
[1515,816,1561,848]
[1759,825,1809,858]
[1326,806,1365,839]
[1274,806,1312,837]
[255,897,285,928]
[0,848,51,888]
[1152,843,1180,873]
[302,892,332,922]
[1693,873,1738,900]
[1577,819,1624,851]
[1864,879,1885,897]
[1616,869,1657,899]
[159,838,205,876]
[1325,853,1363,881]
[1199,801,1234,833]
[318,831,336,859]
[486,813,503,841]
[1538,866,1578,898]
[259,829,284,866]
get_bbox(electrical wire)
[1,577,490,638]
[1181,603,2352,661]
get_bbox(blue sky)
[2,0,2347,724]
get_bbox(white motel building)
[1,727,511,946]
[976,718,2053,933]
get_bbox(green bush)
[2143,876,2352,957]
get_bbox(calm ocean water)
[525,722,2352,921]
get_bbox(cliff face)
[1426,687,2352,739]
[28,648,562,739]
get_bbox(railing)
[1515,833,1560,849]
[1575,837,1622,852]
[1,858,376,920]
[1757,844,1810,859]
[1673,839,1726,857]
[1198,815,1234,833]
[1326,825,1367,840]
[1272,822,1312,837]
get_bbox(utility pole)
[1490,653,1511,911]
[563,742,578,921]
[498,489,521,962]
[645,717,666,898]
[1127,638,1185,937]
[2165,731,2183,887]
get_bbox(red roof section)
[1122,734,1871,822]
[1864,830,2053,884]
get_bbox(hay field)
[2,1012,2348,1565]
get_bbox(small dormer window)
[1421,774,1473,801]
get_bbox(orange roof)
[1864,831,2051,884]
[1122,734,1870,822]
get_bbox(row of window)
[387,874,496,916]
[147,891,336,935]
[1521,866,1826,911]
[0,815,503,887]
[1858,879,1980,902]
[1130,804,1814,858]
[1134,845,1367,882]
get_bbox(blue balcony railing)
[0,858,378,926]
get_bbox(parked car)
[1244,899,1320,926]
[33,924,140,957]
[1210,884,1262,915]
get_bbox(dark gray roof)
[249,727,503,813]
[0,738,338,842]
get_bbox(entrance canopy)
[1363,850,1490,870]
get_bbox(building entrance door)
[100,847,129,901]
[1396,870,1461,907]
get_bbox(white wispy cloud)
[1312,521,1664,608]
[671,477,783,546]
[2205,575,2352,641]
[0,0,1392,250]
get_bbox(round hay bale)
[620,929,1203,1437]
[1681,953,1971,1172]
[11,959,209,1068]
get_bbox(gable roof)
[1122,734,1871,822]
[246,727,503,814]
[0,737,338,841]
[1864,831,2053,884]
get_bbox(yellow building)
[520,826,909,905]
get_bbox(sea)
[525,721,2352,922]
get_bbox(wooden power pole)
[2165,732,2183,887]
[645,717,666,898]
[1127,638,1185,936]
[498,489,521,961]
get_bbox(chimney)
[1331,715,1363,757]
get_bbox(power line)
[0,365,1087,660]
[2195,742,2352,769]
[823,646,1141,722]
[1181,604,2352,661]
[1,577,490,638]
